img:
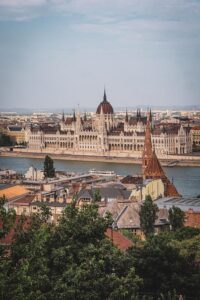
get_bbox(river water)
[0,157,200,197]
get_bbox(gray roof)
[96,187,131,199]
[77,189,93,200]
[8,125,22,131]
[155,197,200,212]
[77,186,131,202]
[99,200,168,229]
[31,201,68,207]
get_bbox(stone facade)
[191,126,200,148]
[26,91,192,156]
[6,125,25,144]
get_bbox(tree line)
[0,194,200,299]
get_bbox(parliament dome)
[96,90,114,114]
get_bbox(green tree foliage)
[93,188,101,202]
[172,226,200,241]
[130,234,200,299]
[0,133,13,146]
[0,195,16,239]
[121,229,144,248]
[1,204,141,300]
[139,195,158,237]
[168,206,185,231]
[43,155,55,178]
[1,199,200,300]
[170,233,200,261]
[0,196,16,296]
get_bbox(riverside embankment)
[1,150,200,167]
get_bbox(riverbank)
[1,151,200,167]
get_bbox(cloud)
[0,0,46,7]
[0,0,200,42]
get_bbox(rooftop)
[0,185,29,201]
[155,197,200,212]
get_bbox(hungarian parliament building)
[26,91,192,157]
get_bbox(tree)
[2,205,53,300]
[0,196,16,297]
[44,155,55,178]
[48,204,141,300]
[0,134,13,146]
[169,206,185,231]
[130,233,200,299]
[139,195,158,237]
[93,188,101,202]
[1,204,141,300]
[0,195,16,240]
[173,226,200,241]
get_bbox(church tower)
[142,113,153,175]
[142,110,180,197]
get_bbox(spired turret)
[62,111,65,122]
[141,111,180,197]
[142,117,153,175]
[125,109,129,123]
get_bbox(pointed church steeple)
[137,108,141,121]
[103,88,107,102]
[149,108,152,123]
[142,119,153,175]
[142,112,180,197]
[72,109,76,122]
[125,108,129,123]
[62,111,65,122]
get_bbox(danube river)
[0,157,200,197]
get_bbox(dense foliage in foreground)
[1,199,200,300]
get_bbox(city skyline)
[0,0,200,109]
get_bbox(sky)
[0,0,200,110]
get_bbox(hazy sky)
[0,0,200,110]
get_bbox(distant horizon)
[1,103,200,115]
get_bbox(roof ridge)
[115,205,128,223]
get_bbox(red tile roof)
[10,194,35,205]
[144,150,166,179]
[105,228,133,251]
[0,215,31,245]
[192,126,200,130]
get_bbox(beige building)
[130,179,165,201]
[26,91,192,156]
[9,194,35,216]
[191,126,200,148]
[6,125,25,144]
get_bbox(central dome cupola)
[96,89,114,114]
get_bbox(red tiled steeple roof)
[144,150,166,179]
[142,111,181,198]
[142,118,153,174]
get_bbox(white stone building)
[25,166,44,181]
[26,91,192,157]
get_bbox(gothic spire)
[103,88,107,102]
[84,111,87,122]
[62,111,65,122]
[149,108,152,123]
[125,108,128,122]
[142,119,153,176]
[142,115,180,197]
[72,109,76,122]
